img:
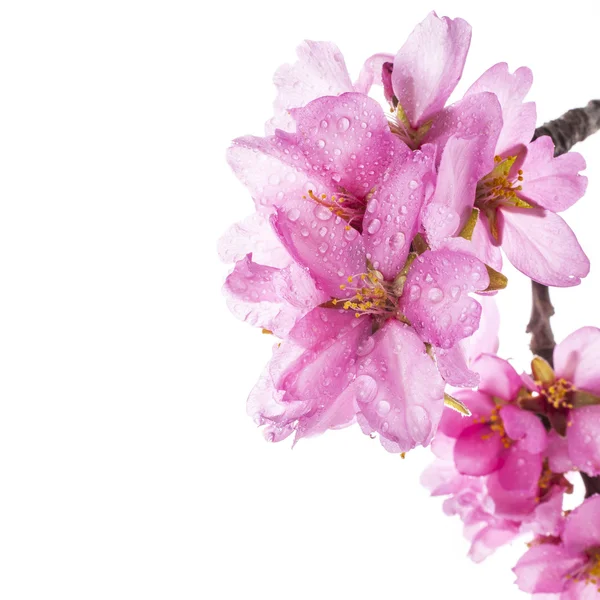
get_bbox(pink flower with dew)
[520,327,600,477]
[230,97,495,451]
[513,496,600,598]
[424,63,589,286]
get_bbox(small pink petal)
[499,207,590,287]
[469,213,503,271]
[518,136,587,212]
[288,307,364,350]
[424,92,502,172]
[454,423,503,476]
[471,354,523,401]
[567,405,600,476]
[267,40,354,134]
[554,326,600,394]
[496,447,543,491]
[562,495,600,555]
[546,430,574,474]
[465,62,536,155]
[434,344,480,387]
[355,319,445,451]
[423,136,481,246]
[354,53,395,94]
[363,143,435,279]
[391,11,471,127]
[513,544,586,594]
[218,212,291,268]
[399,249,489,349]
[500,405,548,454]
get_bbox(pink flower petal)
[469,213,503,271]
[554,326,600,394]
[270,197,366,297]
[471,354,523,401]
[546,430,574,474]
[468,524,520,564]
[355,319,445,451]
[363,144,435,280]
[227,134,328,209]
[423,136,484,246]
[399,249,489,349]
[423,92,502,172]
[288,307,363,349]
[454,423,503,476]
[290,93,406,199]
[486,471,539,518]
[267,41,354,134]
[438,390,495,439]
[218,212,291,268]
[567,405,600,476]
[496,447,543,491]
[434,343,480,387]
[513,544,586,594]
[499,207,590,287]
[391,12,471,127]
[224,255,322,337]
[519,136,588,212]
[465,62,536,155]
[500,404,548,454]
[461,295,500,363]
[354,53,395,94]
[562,495,600,555]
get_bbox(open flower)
[519,327,600,476]
[513,495,600,598]
[423,63,589,286]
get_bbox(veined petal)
[513,544,586,594]
[554,326,600,394]
[391,12,471,127]
[466,62,536,155]
[354,53,395,94]
[224,255,323,337]
[471,353,523,401]
[270,197,366,297]
[291,92,405,198]
[363,143,435,279]
[423,135,482,247]
[567,405,600,476]
[227,134,329,209]
[267,40,354,134]
[562,495,600,555]
[399,249,490,349]
[218,212,291,268]
[423,92,503,173]
[499,207,590,287]
[519,136,588,212]
[355,319,445,451]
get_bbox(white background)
[0,1,599,598]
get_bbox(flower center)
[387,104,432,150]
[333,269,398,318]
[538,378,574,410]
[566,549,600,590]
[303,188,375,231]
[478,406,512,449]
[475,156,532,240]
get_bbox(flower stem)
[527,100,600,496]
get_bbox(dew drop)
[355,375,377,403]
[337,117,351,131]
[356,336,375,357]
[314,205,332,221]
[428,287,443,303]
[409,284,421,301]
[407,405,431,443]
[318,242,329,254]
[366,198,379,214]
[408,179,418,190]
[287,208,300,222]
[389,232,405,250]
[376,400,391,416]
[450,285,460,300]
[319,226,328,237]
[367,218,381,234]
[344,227,358,241]
[317,139,326,148]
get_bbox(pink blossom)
[523,327,600,476]
[513,496,600,598]
[423,63,589,286]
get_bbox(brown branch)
[526,100,600,496]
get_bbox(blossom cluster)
[423,327,600,597]
[221,11,588,452]
[220,12,600,598]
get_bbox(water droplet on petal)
[356,336,375,357]
[408,179,418,190]
[428,288,443,303]
[407,405,431,443]
[450,285,460,300]
[409,285,421,301]
[367,218,381,234]
[314,204,332,221]
[318,242,329,253]
[355,375,377,403]
[366,198,379,214]
[389,232,405,251]
[344,227,358,241]
[376,400,391,416]
[337,117,350,131]
[317,139,326,148]
[287,208,300,222]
